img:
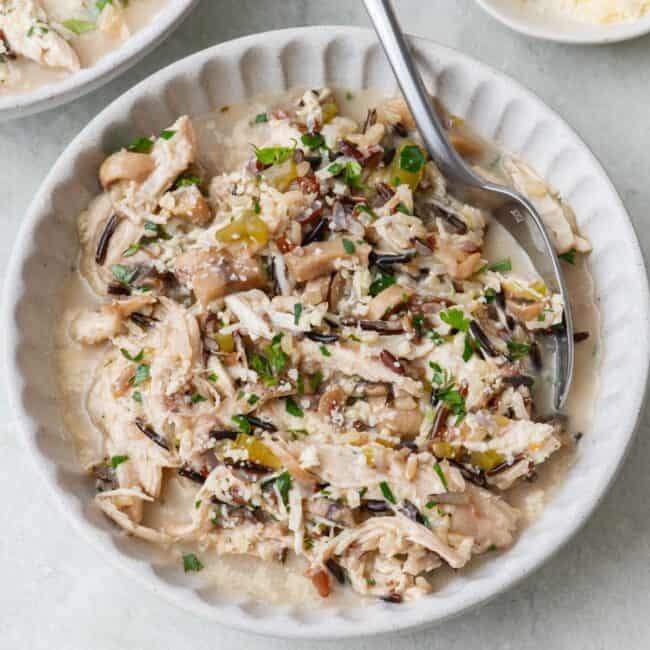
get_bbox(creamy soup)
[0,0,168,96]
[54,88,599,607]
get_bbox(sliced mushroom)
[285,238,370,283]
[99,151,154,189]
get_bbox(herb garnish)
[342,238,356,254]
[301,133,326,149]
[489,258,512,273]
[159,129,176,140]
[63,19,96,35]
[559,249,576,265]
[254,112,268,123]
[120,348,144,362]
[275,471,293,506]
[110,455,128,469]
[319,345,331,357]
[433,462,448,491]
[182,553,204,573]
[126,137,153,154]
[131,363,150,387]
[369,273,396,297]
[507,340,531,360]
[293,303,303,326]
[379,481,396,504]
[285,396,304,418]
[439,308,470,332]
[231,415,251,433]
[254,143,295,166]
[399,144,426,173]
[111,264,139,286]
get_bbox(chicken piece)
[159,185,212,225]
[285,238,370,283]
[449,483,519,552]
[298,339,423,397]
[375,97,416,131]
[174,248,266,305]
[502,157,590,254]
[0,0,80,71]
[71,295,156,344]
[317,514,471,570]
[137,116,197,202]
[224,289,273,341]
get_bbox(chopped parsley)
[120,348,144,362]
[343,160,364,188]
[159,129,176,140]
[248,334,288,386]
[231,415,251,433]
[254,143,295,166]
[309,371,324,392]
[111,264,139,286]
[293,303,303,326]
[429,362,466,422]
[207,373,218,382]
[254,112,268,123]
[484,288,497,303]
[412,313,424,334]
[173,174,201,189]
[489,258,512,273]
[182,553,204,573]
[254,199,261,214]
[63,19,96,35]
[399,144,426,173]
[439,308,470,332]
[559,249,576,265]
[191,393,206,404]
[487,544,497,552]
[462,334,477,362]
[126,136,153,154]
[355,204,376,220]
[319,345,331,357]
[131,363,150,387]
[379,481,396,504]
[285,396,304,418]
[342,238,356,254]
[301,132,326,149]
[507,340,531,360]
[247,394,260,405]
[369,273,396,297]
[395,202,410,215]
[426,329,444,345]
[275,471,293,506]
[132,390,143,403]
[433,462,448,491]
[110,455,129,469]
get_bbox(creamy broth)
[54,88,600,605]
[0,0,168,96]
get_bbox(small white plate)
[0,0,198,122]
[4,26,649,638]
[475,0,650,43]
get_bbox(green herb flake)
[355,204,376,220]
[174,174,201,188]
[301,132,325,150]
[395,202,410,215]
[439,308,470,332]
[120,348,144,362]
[559,249,576,265]
[429,362,447,386]
[488,258,512,273]
[231,415,251,433]
[293,303,303,326]
[369,273,396,297]
[63,19,96,35]
[309,371,324,392]
[131,363,150,387]
[345,90,354,101]
[182,553,204,573]
[254,143,295,166]
[487,543,497,552]
[484,288,497,304]
[191,393,206,404]
[462,334,475,362]
[122,243,139,257]
[426,329,444,345]
[433,462,448,491]
[285,396,304,418]
[254,199,261,214]
[126,136,153,154]
[327,161,343,175]
[110,455,129,469]
[111,264,139,286]
[343,160,364,188]
[159,129,176,140]
[507,339,531,360]
[342,238,356,254]
[207,373,218,382]
[254,112,268,124]
[275,471,293,506]
[379,481,396,504]
[399,144,426,173]
[195,500,202,509]
[319,345,331,357]
[132,390,143,403]
[425,501,437,510]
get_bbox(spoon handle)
[363,0,473,184]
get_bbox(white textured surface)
[1,1,649,648]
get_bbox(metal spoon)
[363,0,574,411]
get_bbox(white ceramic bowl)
[475,0,650,43]
[4,26,649,638]
[0,0,198,122]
